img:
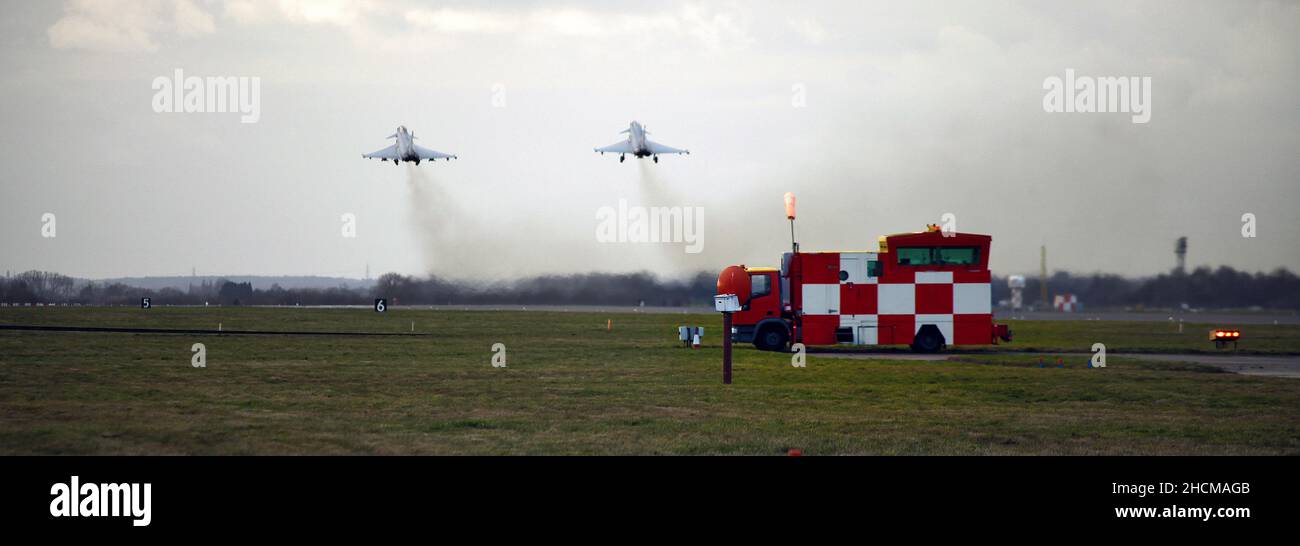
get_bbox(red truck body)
[724,227,1011,352]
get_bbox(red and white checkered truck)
[718,226,1012,352]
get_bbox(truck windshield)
[935,247,979,265]
[751,274,771,298]
[897,247,981,266]
[896,247,933,265]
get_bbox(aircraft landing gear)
[619,155,625,163]
[653,155,659,163]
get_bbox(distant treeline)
[998,267,1300,310]
[0,271,370,307]
[1,266,1297,310]
[373,272,715,307]
[0,270,715,308]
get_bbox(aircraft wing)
[363,144,399,160]
[595,140,635,154]
[414,145,457,160]
[645,140,689,155]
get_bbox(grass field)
[1,307,1298,455]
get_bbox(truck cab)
[729,267,788,350]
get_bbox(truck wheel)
[911,328,944,353]
[754,326,789,352]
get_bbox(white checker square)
[801,284,840,315]
[915,271,953,284]
[953,283,992,314]
[877,283,915,315]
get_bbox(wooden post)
[722,312,733,384]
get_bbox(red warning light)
[1209,329,1241,349]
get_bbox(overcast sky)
[1,0,1297,280]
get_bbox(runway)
[0,324,430,336]
[815,351,1300,378]
[304,304,709,315]
[996,310,1300,325]
[283,305,1300,325]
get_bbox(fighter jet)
[362,125,457,165]
[594,121,689,163]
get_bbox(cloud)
[47,0,752,56]
[394,3,749,54]
[680,4,752,52]
[47,0,214,53]
[400,6,685,42]
[789,16,830,45]
[402,8,520,34]
[173,0,217,35]
[224,0,375,26]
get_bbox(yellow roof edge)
[793,250,881,255]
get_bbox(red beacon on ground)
[1210,329,1241,349]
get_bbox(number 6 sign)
[374,298,387,313]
